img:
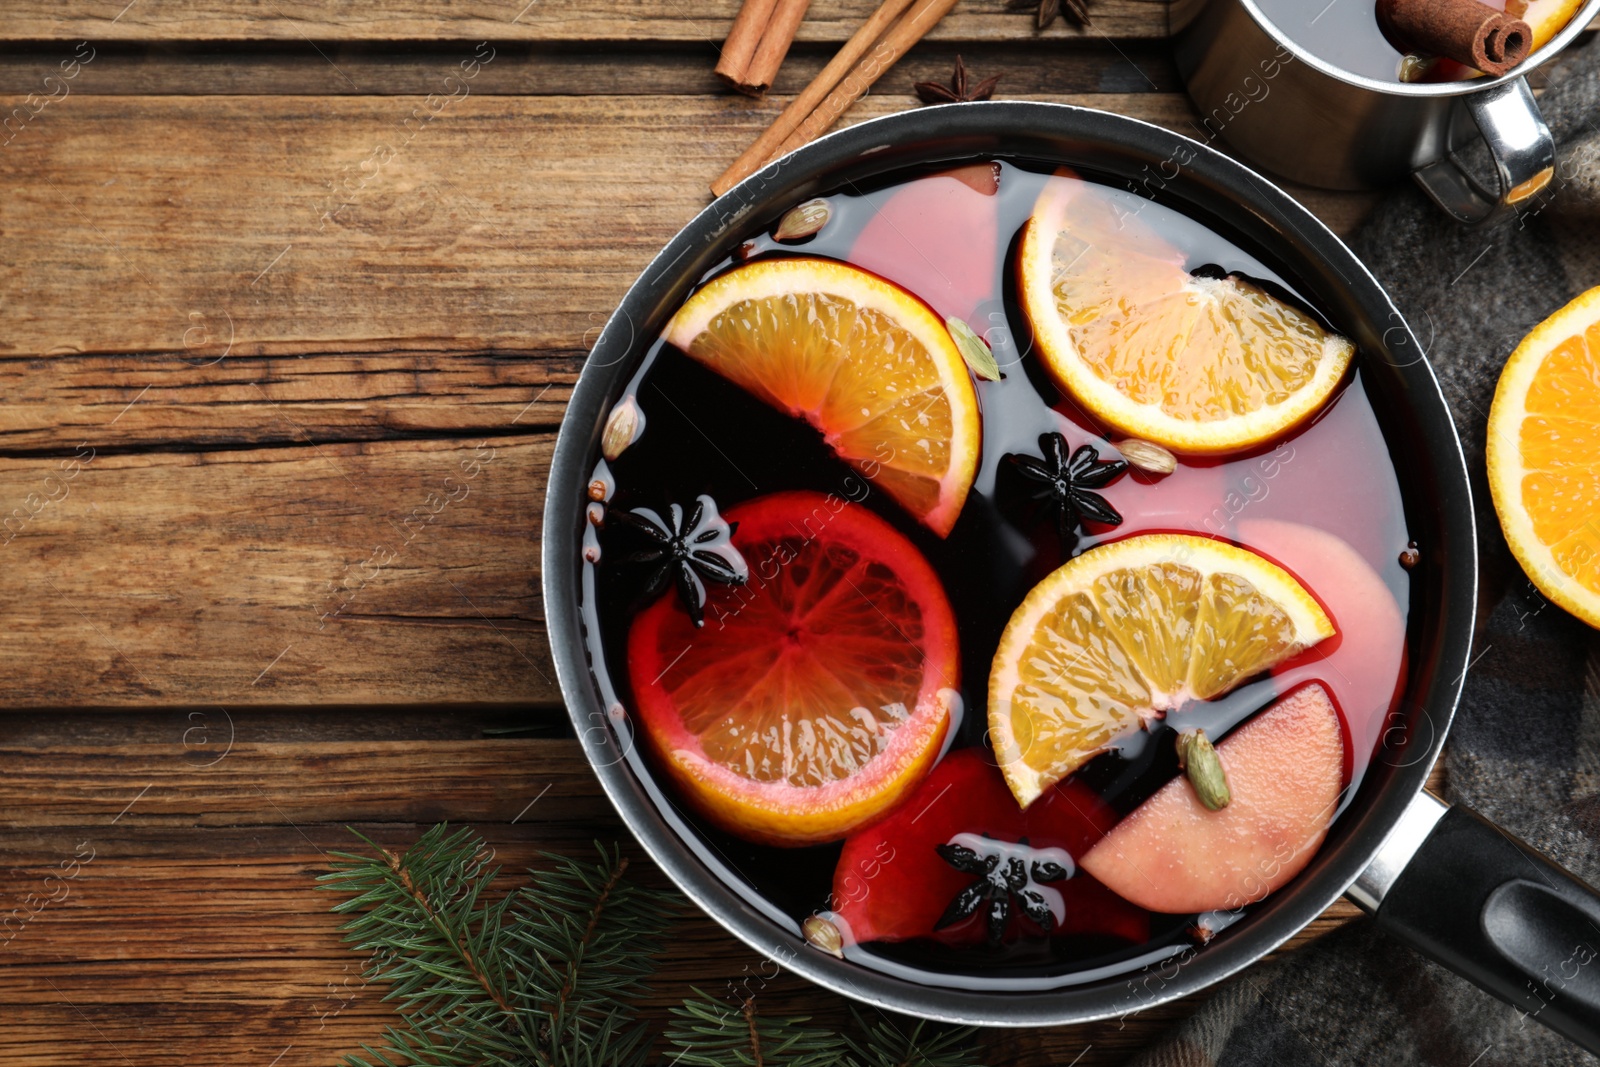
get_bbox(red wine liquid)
[580,161,1413,989]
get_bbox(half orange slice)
[1487,286,1600,629]
[988,533,1334,807]
[1018,178,1353,453]
[663,258,981,536]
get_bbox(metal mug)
[1169,0,1600,226]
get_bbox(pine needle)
[842,1007,983,1067]
[664,991,849,1067]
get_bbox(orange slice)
[627,491,960,846]
[988,533,1334,807]
[1487,286,1600,629]
[1017,179,1353,453]
[663,258,980,536]
[1524,0,1585,48]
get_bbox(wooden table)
[0,4,1411,1063]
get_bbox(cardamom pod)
[1176,729,1231,811]
[1118,438,1177,475]
[802,914,844,957]
[946,316,1001,381]
[601,395,643,461]
[774,198,831,242]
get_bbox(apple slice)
[1237,518,1406,767]
[1079,683,1345,915]
[848,165,1001,324]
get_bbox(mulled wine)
[578,160,1413,989]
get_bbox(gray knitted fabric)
[1132,38,1600,1067]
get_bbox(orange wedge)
[1017,179,1353,454]
[988,533,1334,807]
[1487,286,1600,629]
[663,258,980,536]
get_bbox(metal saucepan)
[1169,0,1600,226]
[542,102,1600,1048]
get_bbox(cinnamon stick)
[770,0,963,161]
[715,0,780,93]
[1488,16,1532,70]
[1376,0,1531,76]
[712,0,920,196]
[742,0,816,96]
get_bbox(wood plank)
[0,39,1183,96]
[0,705,574,744]
[7,1,1590,47]
[0,736,1397,1066]
[0,741,602,827]
[2,0,1171,44]
[0,350,577,452]
[0,435,558,708]
[0,93,1375,371]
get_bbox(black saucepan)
[541,101,1600,1048]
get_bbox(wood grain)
[0,740,601,827]
[0,39,1184,96]
[0,435,557,708]
[2,0,1171,44]
[0,350,577,452]
[14,0,1590,43]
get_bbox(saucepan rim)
[541,100,1478,1026]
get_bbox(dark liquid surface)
[579,161,1413,989]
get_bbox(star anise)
[1009,432,1127,547]
[934,836,1071,945]
[1006,0,1091,29]
[913,56,1000,105]
[606,494,748,627]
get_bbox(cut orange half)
[663,258,980,536]
[1487,286,1600,629]
[628,491,960,846]
[988,533,1334,808]
[1017,179,1353,454]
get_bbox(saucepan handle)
[1348,790,1600,1052]
[1412,77,1555,228]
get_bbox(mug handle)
[1412,77,1555,228]
[1349,790,1600,1052]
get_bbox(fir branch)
[388,836,517,1018]
[321,826,671,1067]
[509,844,675,1054]
[664,991,849,1067]
[745,1000,763,1067]
[320,824,537,1066]
[321,826,519,1025]
[841,1008,982,1067]
[322,826,988,1067]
